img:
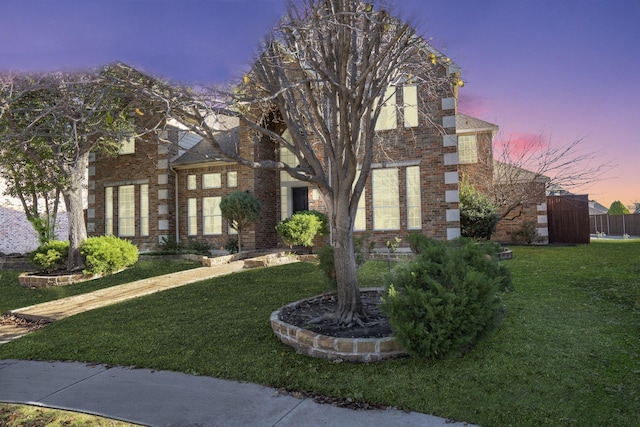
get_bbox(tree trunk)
[61,154,89,272]
[331,205,367,326]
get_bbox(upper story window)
[375,87,397,131]
[118,135,135,155]
[375,85,419,131]
[187,175,197,190]
[458,135,478,164]
[202,173,221,189]
[227,171,238,188]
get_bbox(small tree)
[459,177,500,240]
[219,191,261,253]
[608,200,630,215]
[276,211,323,250]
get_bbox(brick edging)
[270,289,407,362]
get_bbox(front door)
[292,187,308,214]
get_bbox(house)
[88,44,467,252]
[456,114,549,244]
[589,200,608,216]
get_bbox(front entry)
[292,187,308,214]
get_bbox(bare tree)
[491,135,612,221]
[0,69,158,270]
[114,0,454,326]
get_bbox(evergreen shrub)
[382,235,511,358]
[276,212,323,248]
[29,240,69,272]
[80,235,139,275]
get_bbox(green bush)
[510,221,541,245]
[29,240,69,272]
[459,179,500,240]
[158,236,180,254]
[276,212,323,248]
[183,239,212,255]
[381,236,511,358]
[224,238,238,254]
[80,236,139,275]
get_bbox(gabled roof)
[171,115,240,166]
[493,160,550,184]
[456,114,499,134]
[589,200,609,215]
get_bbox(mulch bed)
[278,289,393,338]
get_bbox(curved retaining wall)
[270,290,407,362]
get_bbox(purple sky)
[2,0,638,208]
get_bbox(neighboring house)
[88,47,465,252]
[456,115,549,244]
[589,200,608,216]
[0,178,69,254]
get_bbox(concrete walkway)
[0,259,476,427]
[1,261,247,343]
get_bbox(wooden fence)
[590,214,640,237]
[546,195,590,244]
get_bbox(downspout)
[170,165,180,245]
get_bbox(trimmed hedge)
[80,235,139,275]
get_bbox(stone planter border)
[270,288,407,362]
[18,271,101,288]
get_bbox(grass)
[0,259,200,314]
[0,403,141,426]
[1,242,639,426]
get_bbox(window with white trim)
[353,171,367,231]
[375,86,397,131]
[372,168,400,230]
[203,196,222,235]
[118,185,135,236]
[187,175,197,190]
[105,187,113,235]
[458,135,478,164]
[403,85,418,127]
[118,135,135,155]
[406,166,421,229]
[227,171,237,187]
[188,198,197,236]
[140,184,149,236]
[202,173,221,189]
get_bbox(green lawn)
[1,242,639,427]
[0,259,200,314]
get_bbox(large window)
[202,173,221,189]
[372,168,400,230]
[403,85,419,128]
[203,196,222,235]
[458,135,478,164]
[406,166,421,229]
[188,198,197,236]
[375,86,397,131]
[105,187,113,235]
[353,171,367,231]
[140,184,149,236]
[118,185,135,236]
[118,135,135,155]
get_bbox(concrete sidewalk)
[0,359,475,427]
